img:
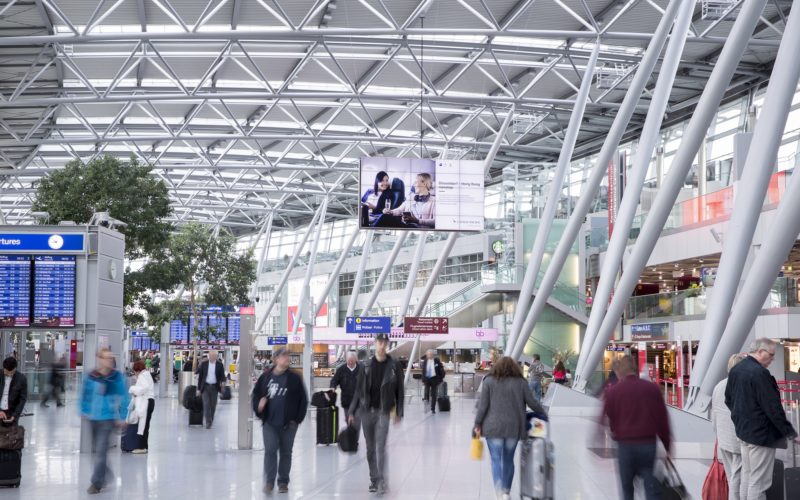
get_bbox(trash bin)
[178,371,195,401]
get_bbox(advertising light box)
[359,157,484,232]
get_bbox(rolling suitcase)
[189,409,203,426]
[0,449,21,488]
[316,406,338,445]
[437,382,451,412]
[120,424,139,452]
[765,459,784,500]
[520,437,554,500]
[220,386,232,401]
[784,440,800,500]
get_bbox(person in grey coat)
[711,352,747,500]
[474,356,546,500]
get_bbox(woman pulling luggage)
[474,356,547,500]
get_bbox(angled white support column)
[574,0,769,390]
[687,0,800,413]
[397,234,428,326]
[701,168,800,402]
[362,232,409,314]
[248,211,275,301]
[346,232,374,318]
[315,226,360,317]
[505,42,600,355]
[505,0,680,361]
[291,198,329,336]
[255,203,326,332]
[404,232,459,385]
[551,0,694,365]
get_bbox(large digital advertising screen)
[359,157,484,231]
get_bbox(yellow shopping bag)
[470,430,484,460]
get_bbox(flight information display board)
[227,315,240,344]
[169,320,189,344]
[0,255,31,327]
[207,314,227,344]
[32,255,76,327]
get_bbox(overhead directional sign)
[345,316,391,334]
[404,316,449,334]
[268,336,288,346]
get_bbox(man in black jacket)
[0,356,27,425]
[252,347,308,495]
[726,338,799,499]
[196,350,226,429]
[421,349,445,413]
[348,334,404,495]
[331,350,361,419]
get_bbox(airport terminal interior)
[2,0,800,499]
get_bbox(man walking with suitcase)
[600,355,671,500]
[421,349,444,414]
[349,333,404,495]
[196,350,226,429]
[725,338,799,500]
[252,347,307,495]
[331,351,361,420]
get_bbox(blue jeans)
[617,441,659,500]
[262,422,299,487]
[487,438,518,493]
[90,420,115,489]
[529,379,542,402]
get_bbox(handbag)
[702,441,729,500]
[660,457,690,500]
[126,398,139,425]
[0,425,24,450]
[470,430,484,460]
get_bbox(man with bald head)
[331,350,361,419]
[197,350,226,429]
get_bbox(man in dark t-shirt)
[252,348,308,495]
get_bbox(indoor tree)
[145,222,256,369]
[31,155,173,325]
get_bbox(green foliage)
[32,155,172,260]
[147,223,256,342]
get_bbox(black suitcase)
[316,406,339,445]
[0,449,21,488]
[337,425,358,453]
[182,385,197,409]
[120,424,139,452]
[220,386,232,401]
[437,396,451,412]
[311,390,337,408]
[766,459,784,500]
[189,409,203,426]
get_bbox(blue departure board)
[169,320,189,344]
[189,315,208,340]
[32,255,76,327]
[207,314,227,344]
[141,337,151,351]
[0,255,31,327]
[131,337,142,350]
[227,315,240,344]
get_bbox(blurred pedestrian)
[474,356,546,500]
[552,361,567,385]
[129,360,155,454]
[0,356,28,425]
[348,333,404,495]
[527,354,545,402]
[726,338,799,500]
[41,355,66,408]
[252,347,307,495]
[600,355,671,500]
[80,349,129,495]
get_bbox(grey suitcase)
[520,437,554,500]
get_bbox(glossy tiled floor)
[9,388,707,499]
